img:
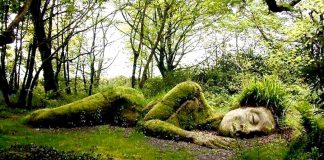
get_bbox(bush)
[142,77,166,98]
[0,144,98,160]
[142,69,193,98]
[106,76,131,87]
[236,140,290,160]
[204,91,238,113]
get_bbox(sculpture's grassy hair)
[239,76,287,125]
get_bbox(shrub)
[142,77,166,98]
[106,76,131,87]
[236,140,290,160]
[142,69,193,98]
[0,144,98,160]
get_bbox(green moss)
[165,99,201,130]
[24,87,146,127]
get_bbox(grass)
[233,136,319,160]
[234,139,290,160]
[0,114,193,159]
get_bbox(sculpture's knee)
[144,81,204,121]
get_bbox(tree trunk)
[88,58,95,96]
[18,37,37,107]
[8,24,20,94]
[64,42,71,94]
[139,3,171,88]
[0,2,11,107]
[30,0,57,93]
[0,66,11,107]
[131,54,139,88]
[81,59,87,94]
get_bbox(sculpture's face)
[218,107,275,138]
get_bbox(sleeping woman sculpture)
[24,81,277,148]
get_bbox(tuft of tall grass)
[239,76,287,124]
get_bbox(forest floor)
[0,113,290,160]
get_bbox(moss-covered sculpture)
[24,80,304,149]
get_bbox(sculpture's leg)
[24,87,145,127]
[24,93,111,127]
[143,81,222,128]
[142,95,231,149]
[143,81,204,121]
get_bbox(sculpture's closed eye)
[250,113,259,125]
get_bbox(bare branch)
[0,0,33,45]
[265,0,302,12]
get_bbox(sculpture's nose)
[235,124,245,133]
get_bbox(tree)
[120,0,205,87]
[154,0,204,78]
[120,0,150,88]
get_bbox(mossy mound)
[143,81,223,131]
[24,87,146,128]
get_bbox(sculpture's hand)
[189,131,235,149]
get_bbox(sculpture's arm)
[142,119,235,149]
